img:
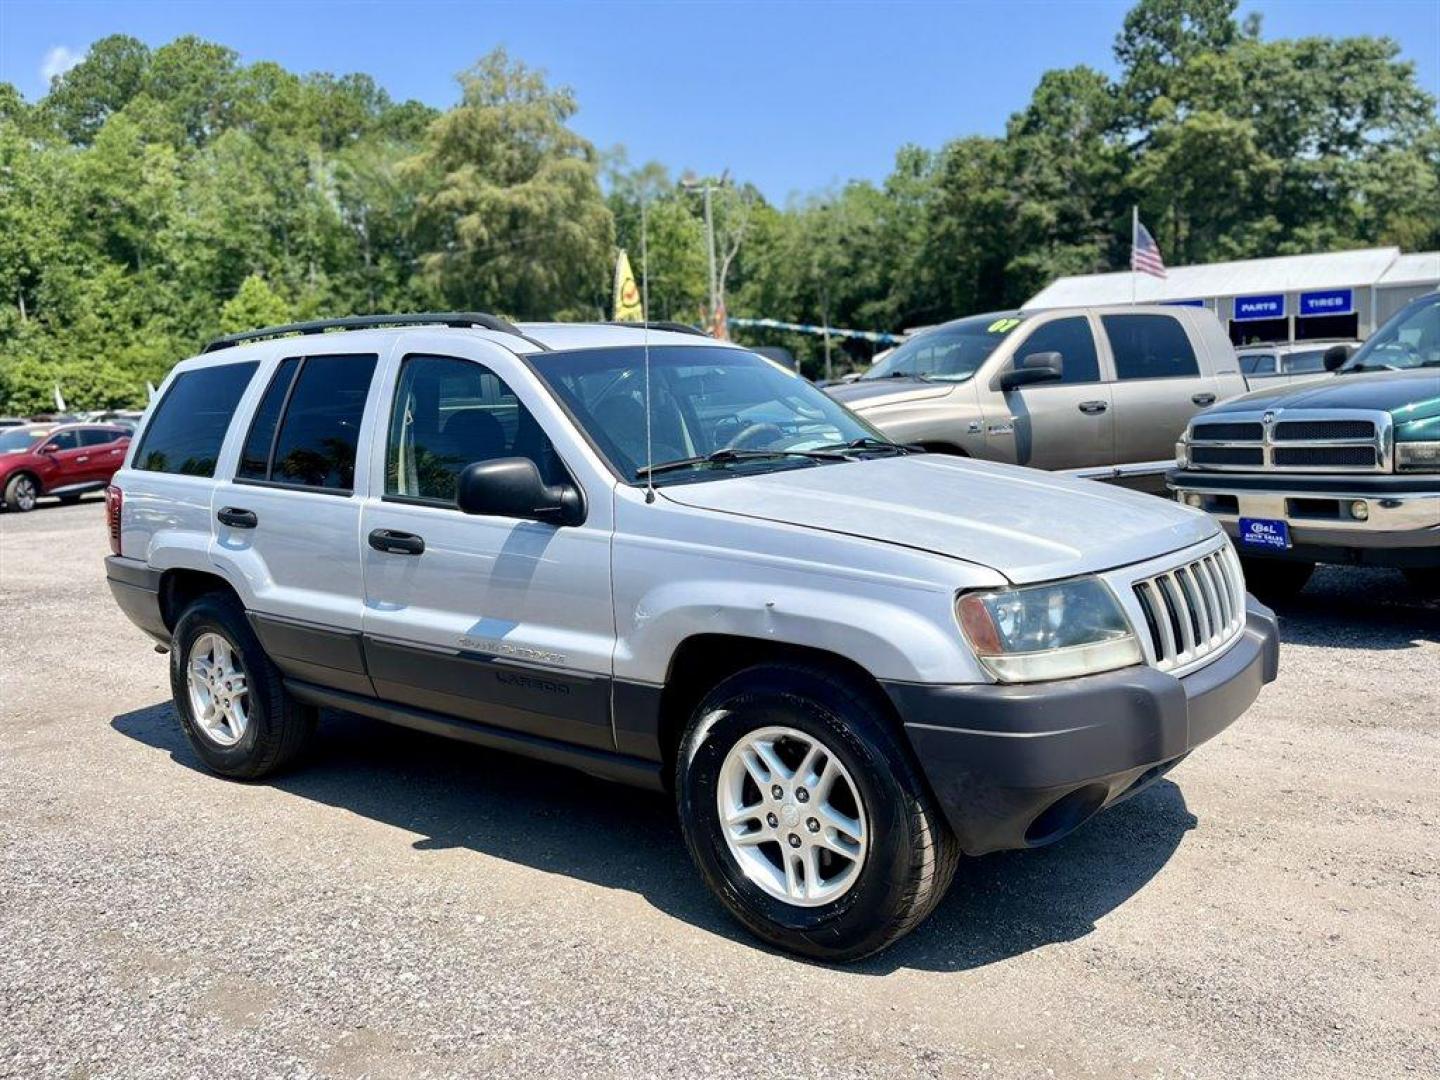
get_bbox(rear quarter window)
[134,362,259,476]
[1102,314,1200,380]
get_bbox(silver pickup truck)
[825,304,1248,493]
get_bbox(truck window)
[134,362,259,477]
[1285,350,1327,374]
[1102,314,1200,380]
[258,355,377,492]
[1010,317,1100,384]
[1239,354,1276,375]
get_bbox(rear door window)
[1101,314,1201,380]
[78,428,121,446]
[241,354,377,492]
[134,362,258,476]
[1010,317,1100,383]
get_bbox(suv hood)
[1209,368,1440,418]
[825,378,953,410]
[660,455,1216,585]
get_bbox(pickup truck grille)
[1272,445,1377,468]
[1132,545,1246,673]
[1272,419,1375,441]
[1193,421,1263,441]
[1183,408,1391,473]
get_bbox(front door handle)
[1077,400,1108,415]
[368,528,425,556]
[1192,392,1217,406]
[77,455,90,463]
[217,507,258,529]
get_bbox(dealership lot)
[2,500,1436,1079]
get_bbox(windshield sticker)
[986,318,1023,334]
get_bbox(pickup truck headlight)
[1395,441,1440,472]
[1175,438,1190,468]
[956,577,1143,683]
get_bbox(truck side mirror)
[456,457,584,526]
[999,351,1064,390]
[1323,344,1353,371]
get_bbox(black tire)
[675,663,958,962]
[4,473,39,512]
[1403,567,1440,596]
[169,592,316,779]
[1239,557,1314,604]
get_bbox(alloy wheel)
[717,725,869,907]
[186,631,250,746]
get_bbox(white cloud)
[40,45,83,85]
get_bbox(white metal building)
[1023,247,1440,346]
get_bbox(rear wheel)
[675,663,957,962]
[1240,557,1314,603]
[169,592,315,779]
[4,473,38,512]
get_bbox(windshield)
[0,429,45,453]
[862,313,1023,383]
[532,345,886,484]
[1342,295,1440,373]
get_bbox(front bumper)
[884,598,1279,856]
[1167,468,1440,567]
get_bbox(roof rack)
[201,312,538,353]
[604,320,710,337]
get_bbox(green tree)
[219,274,291,333]
[410,49,614,318]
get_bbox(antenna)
[641,193,656,504]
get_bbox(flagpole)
[1131,205,1138,306]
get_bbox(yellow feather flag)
[613,249,644,322]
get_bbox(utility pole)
[681,170,728,332]
[703,184,717,327]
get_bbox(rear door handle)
[1192,393,1217,406]
[1077,400,1108,415]
[217,507,258,529]
[368,528,425,556]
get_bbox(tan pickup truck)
[825,304,1248,492]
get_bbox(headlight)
[1395,440,1440,472]
[956,577,1143,683]
[1175,439,1189,468]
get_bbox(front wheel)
[1240,556,1314,604]
[676,663,957,962]
[4,474,38,512]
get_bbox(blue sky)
[2,0,1437,202]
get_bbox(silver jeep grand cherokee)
[104,313,1279,961]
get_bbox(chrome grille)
[1183,408,1392,473]
[1132,544,1246,673]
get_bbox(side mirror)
[999,351,1064,390]
[1323,344,1353,371]
[456,457,583,526]
[38,442,60,455]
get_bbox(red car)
[0,423,132,512]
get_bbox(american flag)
[1131,215,1167,279]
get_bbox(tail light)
[105,485,123,556]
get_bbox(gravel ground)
[1,499,1436,1080]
